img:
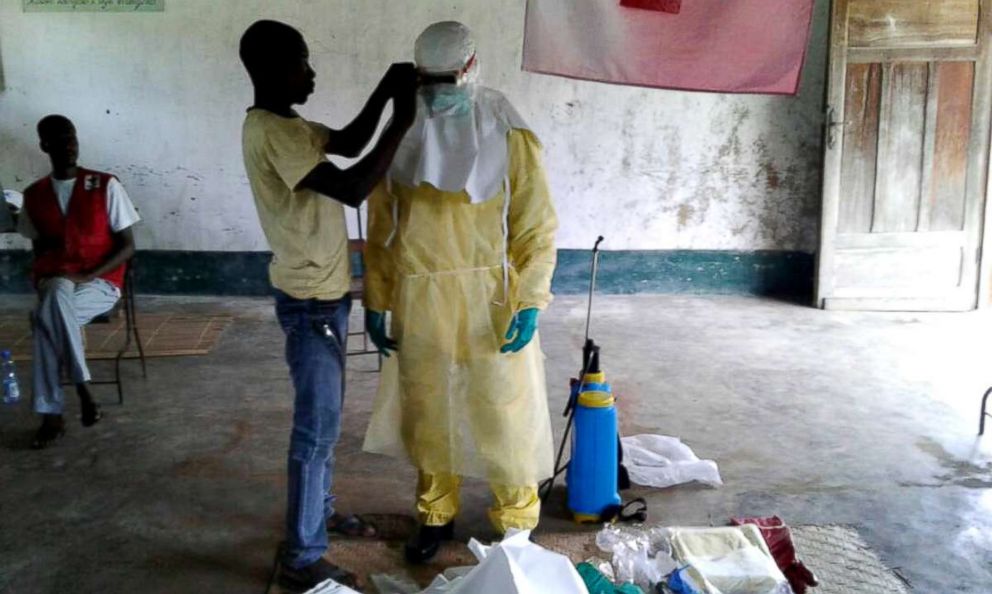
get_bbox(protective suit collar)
[389,87,533,204]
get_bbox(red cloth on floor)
[731,516,819,593]
[523,0,815,95]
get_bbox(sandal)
[327,512,378,538]
[31,423,66,449]
[80,402,103,428]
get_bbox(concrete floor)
[0,294,990,593]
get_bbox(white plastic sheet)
[421,530,587,594]
[303,578,362,594]
[622,434,723,489]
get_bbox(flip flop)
[327,513,378,538]
[31,425,66,449]
[81,403,103,428]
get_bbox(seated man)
[18,115,140,449]
[362,22,559,563]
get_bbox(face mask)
[423,84,473,117]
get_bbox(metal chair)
[85,264,147,404]
[980,386,992,436]
[346,208,382,371]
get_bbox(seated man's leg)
[67,279,120,383]
[31,278,81,446]
[68,279,120,424]
[31,278,118,446]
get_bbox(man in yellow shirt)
[239,20,416,590]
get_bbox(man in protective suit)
[363,21,558,564]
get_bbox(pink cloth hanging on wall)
[620,0,682,14]
[523,0,815,95]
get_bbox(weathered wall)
[0,0,828,255]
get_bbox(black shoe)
[404,522,455,564]
[278,557,358,591]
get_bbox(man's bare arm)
[325,79,393,159]
[301,65,418,207]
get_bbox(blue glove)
[501,308,539,354]
[366,310,398,357]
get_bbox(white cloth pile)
[622,434,723,489]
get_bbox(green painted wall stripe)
[0,249,813,297]
[554,249,813,297]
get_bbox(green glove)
[365,310,398,357]
[501,308,539,354]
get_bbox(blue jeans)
[274,289,351,569]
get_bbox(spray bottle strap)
[601,498,648,524]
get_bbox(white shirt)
[18,176,141,239]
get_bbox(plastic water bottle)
[2,350,21,405]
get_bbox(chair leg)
[115,299,136,406]
[980,387,992,436]
[114,354,124,405]
[116,335,130,406]
[129,289,147,378]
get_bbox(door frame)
[814,0,849,309]
[978,137,992,309]
[817,0,992,311]
[983,96,992,308]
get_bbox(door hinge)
[826,106,844,150]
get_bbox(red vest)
[23,168,125,289]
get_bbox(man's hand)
[366,309,398,357]
[501,308,539,354]
[384,62,419,127]
[384,62,419,98]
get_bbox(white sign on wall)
[23,0,164,12]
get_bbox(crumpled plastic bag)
[421,529,587,594]
[303,578,362,593]
[596,524,679,590]
[667,526,792,594]
[621,434,723,489]
[369,573,421,594]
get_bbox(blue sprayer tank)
[567,341,621,523]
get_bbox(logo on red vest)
[83,174,102,191]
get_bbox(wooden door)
[817,0,992,311]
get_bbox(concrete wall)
[0,0,829,255]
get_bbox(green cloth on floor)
[577,562,645,594]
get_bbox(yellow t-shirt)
[242,109,351,300]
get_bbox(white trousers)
[32,277,119,415]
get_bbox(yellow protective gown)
[362,128,557,487]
